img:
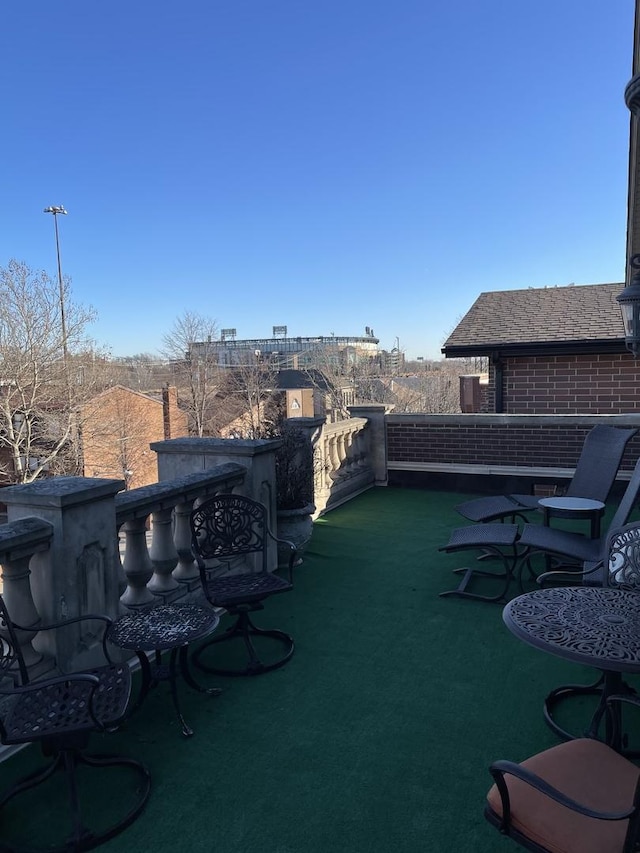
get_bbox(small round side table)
[538,496,605,539]
[108,602,221,737]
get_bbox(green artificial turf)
[1,487,638,852]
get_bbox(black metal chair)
[485,697,640,853]
[456,424,637,525]
[0,594,151,852]
[189,494,297,676]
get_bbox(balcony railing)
[3,408,640,689]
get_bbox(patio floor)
[2,486,640,852]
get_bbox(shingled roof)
[441,282,626,357]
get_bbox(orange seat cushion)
[486,738,640,853]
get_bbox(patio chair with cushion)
[485,697,640,853]
[189,493,297,676]
[440,455,640,602]
[455,424,637,525]
[0,593,151,852]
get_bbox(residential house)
[441,282,640,414]
[78,384,188,488]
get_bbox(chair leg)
[167,647,194,738]
[544,673,639,754]
[0,751,63,812]
[192,611,294,677]
[0,747,150,853]
[76,752,151,846]
[440,549,517,603]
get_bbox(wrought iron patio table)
[107,602,221,737]
[503,587,640,752]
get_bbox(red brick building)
[441,282,640,414]
[79,385,188,488]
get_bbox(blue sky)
[1,1,635,360]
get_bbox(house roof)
[441,282,626,357]
[276,369,336,391]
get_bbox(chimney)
[162,384,179,438]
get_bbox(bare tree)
[222,353,280,438]
[161,312,221,436]
[293,344,376,420]
[79,386,160,489]
[110,353,173,392]
[0,260,98,483]
[387,359,487,413]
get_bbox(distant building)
[441,282,637,414]
[188,329,380,369]
[276,369,355,422]
[78,385,188,488]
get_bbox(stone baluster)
[172,500,199,583]
[2,551,43,671]
[0,518,54,674]
[328,434,341,481]
[352,426,366,469]
[336,431,347,480]
[148,506,180,595]
[120,516,156,607]
[343,427,357,477]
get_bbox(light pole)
[43,205,68,364]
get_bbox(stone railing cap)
[150,437,282,457]
[1,476,125,508]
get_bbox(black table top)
[108,602,220,651]
[503,587,640,674]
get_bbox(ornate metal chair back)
[190,494,270,572]
[607,521,640,589]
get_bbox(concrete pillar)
[348,404,392,486]
[151,437,282,568]
[1,476,124,671]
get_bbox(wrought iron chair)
[440,456,640,602]
[189,494,297,676]
[485,696,640,853]
[0,594,151,852]
[455,424,637,525]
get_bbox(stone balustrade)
[313,416,375,515]
[0,461,252,682]
[3,410,637,696]
[115,465,246,607]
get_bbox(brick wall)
[81,386,189,489]
[486,353,640,414]
[386,414,640,480]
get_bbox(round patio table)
[108,602,221,737]
[503,586,640,751]
[538,496,606,539]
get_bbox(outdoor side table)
[503,587,640,753]
[538,496,605,539]
[107,602,221,737]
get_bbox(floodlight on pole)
[43,205,68,364]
